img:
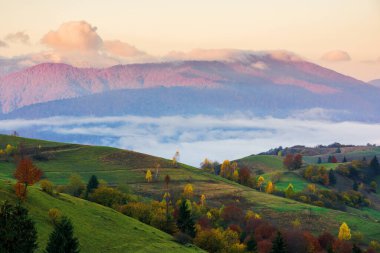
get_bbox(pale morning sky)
[0,0,379,81]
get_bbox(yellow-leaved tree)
[220,160,230,177]
[183,183,194,199]
[265,181,274,194]
[257,176,265,191]
[232,169,239,181]
[145,169,152,183]
[200,194,206,207]
[285,183,295,198]
[338,222,351,241]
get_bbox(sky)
[0,0,379,81]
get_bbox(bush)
[89,186,126,207]
[48,208,61,224]
[40,179,54,195]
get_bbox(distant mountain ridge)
[0,51,379,121]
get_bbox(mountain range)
[0,51,379,121]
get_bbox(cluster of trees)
[0,201,79,253]
[283,154,303,170]
[302,165,336,186]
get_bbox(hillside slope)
[0,180,203,253]
[1,135,380,243]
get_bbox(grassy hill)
[1,135,380,244]
[0,180,203,253]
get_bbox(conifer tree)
[0,201,38,253]
[177,199,195,237]
[343,156,347,163]
[317,157,322,164]
[246,236,257,252]
[271,231,287,253]
[370,156,380,176]
[45,216,80,253]
[329,169,337,186]
[86,175,99,193]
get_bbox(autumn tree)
[233,169,239,181]
[14,158,43,199]
[65,174,85,197]
[200,194,206,207]
[257,176,265,191]
[239,167,251,186]
[145,169,152,182]
[220,160,231,177]
[164,174,171,189]
[265,181,274,194]
[173,150,180,168]
[338,222,351,241]
[293,154,303,170]
[45,216,80,253]
[283,154,294,170]
[177,199,195,237]
[183,184,194,199]
[0,201,38,253]
[283,154,302,170]
[285,184,295,198]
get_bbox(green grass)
[235,155,284,173]
[0,180,203,253]
[1,135,380,244]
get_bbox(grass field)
[235,155,284,173]
[0,180,203,253]
[1,135,380,244]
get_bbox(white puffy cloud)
[103,40,146,58]
[321,50,351,62]
[41,21,103,51]
[5,31,30,44]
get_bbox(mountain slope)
[0,180,203,253]
[1,51,379,121]
[1,134,380,243]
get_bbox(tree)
[338,222,351,241]
[200,194,206,207]
[329,169,337,186]
[40,179,54,195]
[283,154,294,170]
[220,160,231,177]
[370,181,377,193]
[0,201,38,253]
[233,169,239,181]
[369,156,380,176]
[86,175,99,194]
[257,176,265,191]
[246,235,257,252]
[343,156,347,163]
[173,150,180,168]
[266,181,274,194]
[145,169,152,183]
[14,158,43,199]
[183,184,194,199]
[283,154,302,170]
[239,167,251,186]
[164,174,171,189]
[90,186,126,207]
[45,216,80,253]
[285,184,295,198]
[317,157,322,164]
[293,154,303,169]
[177,199,195,237]
[65,174,85,197]
[154,163,160,180]
[271,231,287,253]
[352,244,362,253]
[331,156,338,163]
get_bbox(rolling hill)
[0,180,203,253]
[1,134,380,245]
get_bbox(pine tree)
[86,175,99,193]
[370,156,380,176]
[176,199,195,237]
[0,201,38,253]
[271,231,287,253]
[317,157,322,164]
[329,169,337,186]
[45,216,80,253]
[343,156,347,163]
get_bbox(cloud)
[251,61,268,70]
[5,31,30,44]
[41,21,103,51]
[0,113,380,166]
[103,40,146,58]
[0,40,7,47]
[321,50,351,62]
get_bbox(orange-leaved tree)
[14,158,43,199]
